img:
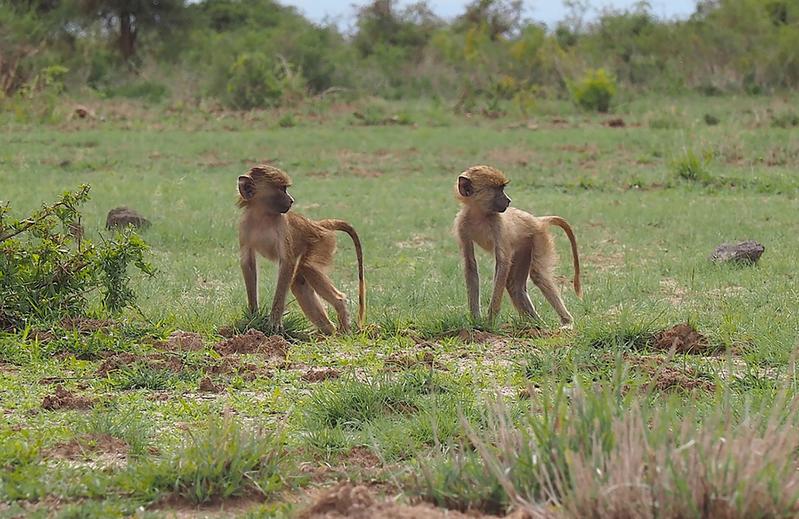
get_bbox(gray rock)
[710,240,764,265]
[105,207,150,230]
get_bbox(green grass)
[1,93,798,515]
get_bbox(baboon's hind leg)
[292,271,336,334]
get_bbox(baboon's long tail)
[319,219,366,328]
[542,216,582,298]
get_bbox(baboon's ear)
[457,176,474,197]
[238,175,256,200]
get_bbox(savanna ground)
[1,93,799,518]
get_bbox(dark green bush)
[225,52,283,109]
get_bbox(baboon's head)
[237,165,294,214]
[455,165,511,213]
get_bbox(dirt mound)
[297,484,506,519]
[158,330,204,351]
[41,385,94,410]
[198,376,223,393]
[651,366,715,392]
[604,117,626,127]
[652,324,712,354]
[44,433,127,460]
[60,317,115,333]
[97,352,183,376]
[302,368,341,382]
[455,329,508,347]
[214,330,289,358]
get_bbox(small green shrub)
[0,186,154,330]
[704,113,720,125]
[570,68,617,113]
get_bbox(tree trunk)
[119,11,136,60]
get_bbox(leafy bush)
[225,53,283,110]
[0,186,154,330]
[570,68,617,113]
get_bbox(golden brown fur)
[237,166,365,334]
[453,165,581,328]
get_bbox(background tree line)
[1,0,799,111]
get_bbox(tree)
[78,0,185,61]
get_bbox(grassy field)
[1,94,798,517]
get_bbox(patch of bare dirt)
[395,235,434,250]
[41,385,94,410]
[456,330,507,347]
[44,433,128,460]
[297,484,509,519]
[214,330,289,358]
[604,117,626,128]
[484,147,537,167]
[156,330,205,351]
[152,494,265,518]
[384,351,438,371]
[198,376,223,393]
[60,317,115,333]
[652,323,713,354]
[651,366,715,392]
[97,352,184,376]
[302,368,341,382]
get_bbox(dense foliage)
[1,0,799,110]
[0,186,154,329]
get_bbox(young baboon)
[453,165,582,328]
[237,165,365,334]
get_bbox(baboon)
[453,165,582,328]
[237,165,365,334]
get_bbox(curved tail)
[318,219,366,328]
[542,216,582,298]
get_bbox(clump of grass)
[81,409,152,457]
[278,113,296,128]
[704,113,720,125]
[414,379,799,517]
[671,147,714,183]
[648,114,681,129]
[129,414,286,504]
[110,362,180,390]
[302,372,433,430]
[771,111,799,128]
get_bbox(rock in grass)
[106,207,150,230]
[710,240,764,265]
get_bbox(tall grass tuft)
[415,378,799,517]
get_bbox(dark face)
[272,185,294,213]
[491,186,511,213]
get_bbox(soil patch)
[60,317,115,333]
[302,368,341,382]
[652,323,714,354]
[297,484,507,519]
[455,330,507,347]
[604,117,626,128]
[44,433,128,460]
[41,385,94,410]
[198,376,223,393]
[156,330,205,351]
[214,330,289,358]
[97,352,184,376]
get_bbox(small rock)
[106,207,150,230]
[605,117,626,128]
[710,240,764,265]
